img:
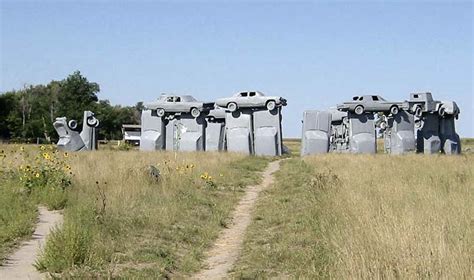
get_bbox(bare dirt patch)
[0,206,63,280]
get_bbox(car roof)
[157,94,198,102]
[234,91,265,97]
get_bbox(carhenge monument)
[140,91,287,156]
[301,92,461,156]
[53,111,100,151]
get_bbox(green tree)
[57,71,99,122]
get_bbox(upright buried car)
[337,95,405,115]
[145,94,214,118]
[215,91,287,112]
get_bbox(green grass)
[231,155,473,279]
[283,139,301,157]
[0,178,37,264]
[36,151,270,278]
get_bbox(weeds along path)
[0,206,63,280]
[194,160,281,280]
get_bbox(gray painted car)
[145,94,214,118]
[215,91,287,112]
[337,95,405,115]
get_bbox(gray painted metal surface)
[383,111,415,154]
[348,113,376,154]
[205,108,226,151]
[253,108,283,156]
[225,110,254,154]
[178,116,206,151]
[80,111,99,150]
[140,109,165,151]
[53,111,99,151]
[416,113,441,154]
[216,91,287,112]
[440,116,461,154]
[329,109,349,152]
[337,95,405,115]
[301,110,332,155]
[206,122,225,151]
[54,117,85,151]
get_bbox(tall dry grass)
[232,154,473,279]
[36,150,269,278]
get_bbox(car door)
[358,96,368,110]
[248,91,259,106]
[239,92,250,106]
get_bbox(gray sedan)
[215,91,287,112]
[145,94,214,118]
[337,95,405,115]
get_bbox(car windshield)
[352,96,359,101]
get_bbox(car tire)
[190,107,200,118]
[68,120,77,130]
[415,119,423,129]
[438,107,445,117]
[156,108,165,117]
[354,105,364,115]
[414,105,422,117]
[86,116,99,127]
[390,105,399,115]
[266,100,276,111]
[227,102,237,112]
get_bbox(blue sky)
[1,1,472,137]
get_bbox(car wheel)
[86,116,99,127]
[438,107,445,117]
[190,107,200,118]
[156,108,165,117]
[354,105,364,115]
[266,100,276,111]
[227,102,237,112]
[414,105,422,117]
[68,120,77,130]
[390,105,399,115]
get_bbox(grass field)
[2,139,473,278]
[231,154,473,279]
[35,150,269,278]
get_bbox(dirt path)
[0,206,63,280]
[193,160,281,280]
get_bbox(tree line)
[0,71,142,142]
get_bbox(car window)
[240,92,248,97]
[249,92,256,97]
[352,96,358,101]
[175,97,181,102]
[372,96,379,101]
[359,97,364,101]
[166,97,173,102]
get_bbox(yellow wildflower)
[63,152,69,158]
[20,146,25,151]
[40,145,46,150]
[35,173,40,178]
